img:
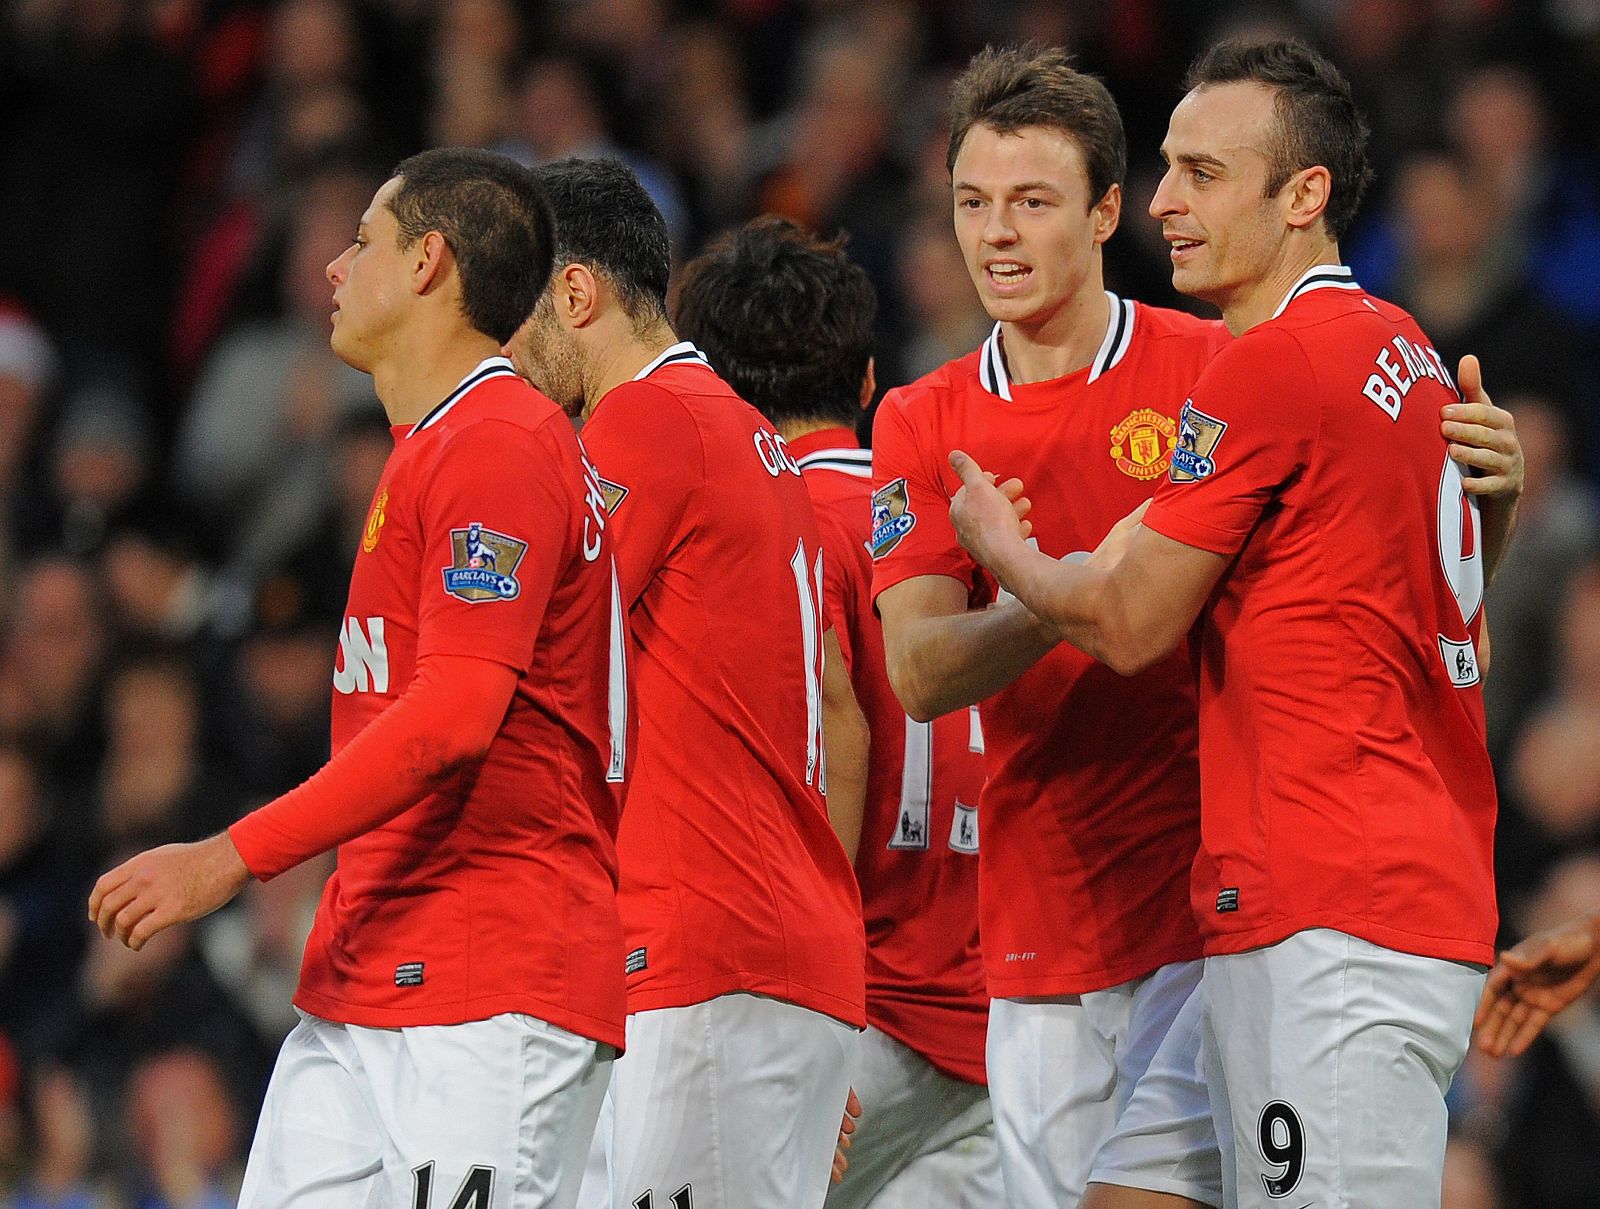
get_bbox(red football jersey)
[249,357,627,1045]
[871,297,1230,997]
[790,428,988,1085]
[580,344,866,1027]
[1142,266,1499,965]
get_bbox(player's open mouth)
[1167,237,1204,258]
[986,261,1031,287]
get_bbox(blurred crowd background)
[0,0,1596,1204]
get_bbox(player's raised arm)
[948,451,1225,676]
[1442,354,1522,582]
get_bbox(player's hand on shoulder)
[88,832,253,951]
[1474,909,1600,1057]
[948,450,1032,568]
[1443,355,1523,501]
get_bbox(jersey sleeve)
[869,391,979,605]
[580,382,701,607]
[1143,328,1319,557]
[414,417,572,670]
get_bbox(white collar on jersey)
[632,341,712,381]
[1268,263,1362,321]
[409,355,519,437]
[977,290,1136,401]
[795,446,872,478]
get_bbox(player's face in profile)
[952,123,1119,332]
[506,292,586,417]
[325,176,410,371]
[1150,82,1284,305]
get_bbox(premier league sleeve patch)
[441,522,528,602]
[1169,400,1229,483]
[870,478,917,559]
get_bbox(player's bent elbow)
[1097,623,1177,679]
[886,667,941,723]
[1102,646,1160,677]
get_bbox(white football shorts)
[1200,928,1485,1209]
[822,1025,999,1209]
[988,959,1215,1208]
[576,992,857,1209]
[239,1009,613,1209]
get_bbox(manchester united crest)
[1108,409,1177,480]
[362,488,388,553]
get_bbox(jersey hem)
[867,1008,987,1085]
[985,942,1205,998]
[290,988,627,1050]
[1201,914,1494,968]
[625,973,867,1029]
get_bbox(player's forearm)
[986,540,1156,677]
[821,628,868,861]
[822,695,869,863]
[1481,494,1519,585]
[229,655,516,879]
[888,601,1058,720]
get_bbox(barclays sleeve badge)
[870,478,918,559]
[442,522,527,602]
[1169,400,1228,483]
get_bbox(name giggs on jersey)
[753,427,801,478]
[1361,333,1455,420]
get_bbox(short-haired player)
[949,39,1523,1207]
[90,147,629,1209]
[506,159,866,1209]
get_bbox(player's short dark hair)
[532,158,671,330]
[947,44,1126,209]
[1183,39,1375,242]
[673,217,876,429]
[387,148,553,344]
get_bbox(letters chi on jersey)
[871,297,1230,998]
[580,346,866,1027]
[302,360,627,1045]
[791,429,988,1085]
[1142,266,1499,966]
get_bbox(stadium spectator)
[121,1049,239,1209]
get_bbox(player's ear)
[413,230,452,295]
[1092,182,1122,245]
[1283,165,1331,232]
[555,262,601,329]
[858,358,877,412]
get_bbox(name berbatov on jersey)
[1361,331,1455,420]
